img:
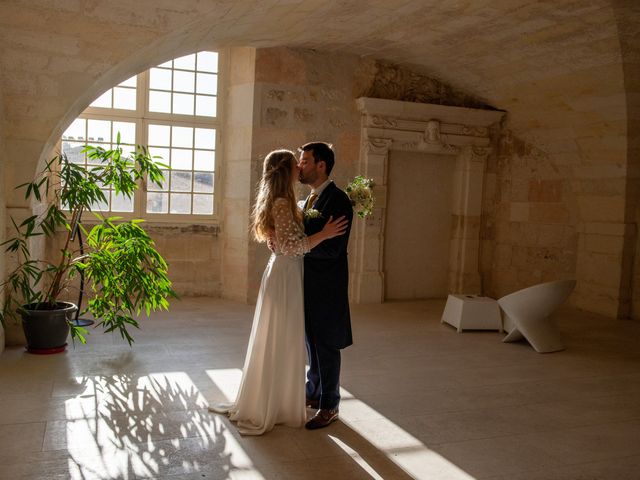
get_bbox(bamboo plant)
[0,135,175,345]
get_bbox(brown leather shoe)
[305,407,339,430]
[306,398,319,409]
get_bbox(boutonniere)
[304,208,322,219]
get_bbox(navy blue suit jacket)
[303,181,353,349]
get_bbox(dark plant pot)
[20,302,77,354]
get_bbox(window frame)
[60,50,225,225]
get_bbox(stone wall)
[614,0,640,320]
[46,223,222,304]
[0,85,8,284]
[0,86,6,313]
[359,60,494,111]
[146,225,221,296]
[481,129,578,298]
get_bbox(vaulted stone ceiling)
[0,0,637,190]
[0,0,635,143]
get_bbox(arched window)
[60,51,221,222]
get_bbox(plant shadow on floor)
[62,372,235,479]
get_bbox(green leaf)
[19,215,38,228]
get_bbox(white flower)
[304,208,322,219]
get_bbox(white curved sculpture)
[498,279,576,353]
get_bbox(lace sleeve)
[273,198,309,257]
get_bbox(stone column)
[351,137,392,303]
[220,48,258,302]
[449,146,488,294]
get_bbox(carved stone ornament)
[471,146,491,158]
[424,120,441,143]
[364,137,393,154]
[462,125,488,137]
[400,141,419,150]
[370,115,398,128]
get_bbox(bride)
[209,149,348,435]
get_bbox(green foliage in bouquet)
[346,175,375,218]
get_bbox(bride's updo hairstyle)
[251,149,303,242]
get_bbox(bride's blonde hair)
[251,149,302,242]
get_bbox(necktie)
[305,193,318,211]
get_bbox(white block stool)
[441,294,503,333]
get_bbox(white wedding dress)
[210,198,308,435]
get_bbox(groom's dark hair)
[300,142,335,175]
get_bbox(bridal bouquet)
[346,175,375,218]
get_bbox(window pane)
[173,70,195,93]
[122,144,136,157]
[87,152,105,165]
[119,75,137,88]
[196,73,217,95]
[62,51,221,218]
[171,148,192,170]
[63,119,86,140]
[90,190,110,211]
[171,171,192,192]
[87,119,111,143]
[147,192,168,213]
[174,54,196,71]
[149,90,171,113]
[62,142,86,164]
[113,87,136,110]
[194,128,216,149]
[148,170,169,192]
[170,193,191,214]
[194,150,215,172]
[112,121,136,144]
[197,51,218,73]
[173,93,194,115]
[195,95,216,117]
[149,68,172,90]
[90,90,112,108]
[111,192,134,212]
[194,172,214,193]
[148,124,170,147]
[171,126,193,148]
[149,147,170,166]
[193,194,214,215]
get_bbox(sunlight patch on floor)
[206,368,243,402]
[329,434,385,479]
[339,388,476,480]
[63,372,264,479]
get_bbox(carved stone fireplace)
[351,97,505,303]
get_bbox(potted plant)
[0,135,175,352]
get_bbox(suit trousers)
[305,332,341,410]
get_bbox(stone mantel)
[356,97,505,128]
[351,97,505,303]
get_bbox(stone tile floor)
[0,298,639,479]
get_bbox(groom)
[298,141,353,430]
